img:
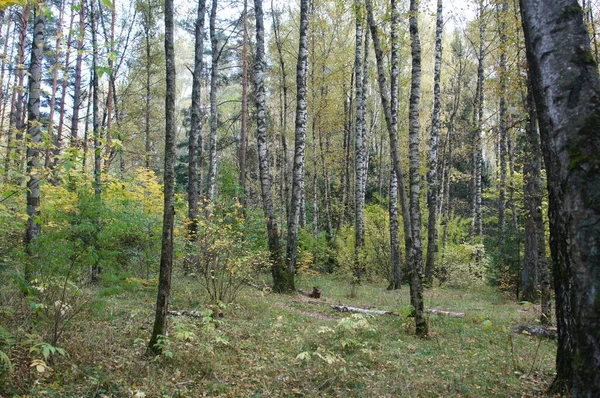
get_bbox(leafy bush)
[188,201,269,303]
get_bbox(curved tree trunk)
[254,0,293,293]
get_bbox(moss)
[575,48,598,67]
[563,4,584,18]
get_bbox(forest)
[0,0,599,395]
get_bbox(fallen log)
[168,309,224,319]
[297,287,322,299]
[330,305,398,316]
[168,309,205,319]
[426,308,466,318]
[513,325,557,339]
[247,282,271,292]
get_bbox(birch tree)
[520,0,600,393]
[24,4,45,282]
[254,0,294,293]
[286,0,310,276]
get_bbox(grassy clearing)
[0,273,557,397]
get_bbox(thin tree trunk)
[71,0,85,148]
[286,0,310,276]
[471,1,485,242]
[239,0,248,209]
[425,0,443,286]
[272,0,289,230]
[353,0,367,284]
[206,0,219,203]
[55,5,75,167]
[254,0,293,293]
[187,0,206,256]
[521,82,544,307]
[24,6,44,282]
[144,0,152,169]
[6,4,30,179]
[90,0,102,283]
[0,14,13,144]
[388,170,402,289]
[498,0,508,251]
[520,0,600,393]
[46,0,66,168]
[148,0,176,354]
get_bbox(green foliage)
[188,201,269,304]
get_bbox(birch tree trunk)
[188,0,206,240]
[24,6,44,282]
[70,0,85,148]
[520,0,600,393]
[46,0,66,168]
[206,0,219,203]
[425,0,443,286]
[239,0,248,209]
[388,0,402,290]
[254,0,293,293]
[388,171,402,289]
[497,1,508,251]
[353,0,367,284]
[286,0,310,275]
[407,0,427,337]
[471,0,485,242]
[144,0,152,169]
[272,1,290,229]
[148,0,176,354]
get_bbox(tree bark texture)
[206,0,219,203]
[24,6,44,281]
[188,0,206,237]
[408,0,427,337]
[254,0,294,293]
[354,0,367,283]
[148,0,176,354]
[425,0,443,286]
[286,0,310,275]
[520,0,600,394]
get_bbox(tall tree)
[521,80,549,323]
[520,0,600,394]
[148,0,176,354]
[497,0,508,251]
[286,0,310,276]
[425,0,443,286]
[238,0,248,209]
[407,0,427,336]
[5,4,31,178]
[206,0,219,203]
[46,0,67,167]
[70,0,85,148]
[24,4,45,282]
[471,0,485,242]
[254,0,293,293]
[188,0,207,240]
[353,0,367,285]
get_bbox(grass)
[0,272,557,397]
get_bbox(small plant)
[187,201,269,304]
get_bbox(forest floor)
[0,273,558,397]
